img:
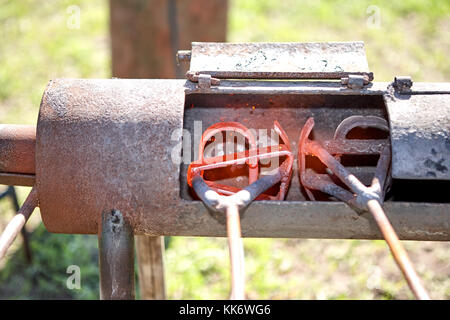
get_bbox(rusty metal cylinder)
[37,79,186,235]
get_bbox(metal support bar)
[0,187,37,262]
[98,209,135,300]
[0,186,32,263]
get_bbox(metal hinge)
[179,42,374,89]
[341,74,371,89]
[186,71,221,89]
[393,76,413,94]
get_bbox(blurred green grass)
[0,0,109,125]
[0,0,449,299]
[229,0,450,82]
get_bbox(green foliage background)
[0,0,449,299]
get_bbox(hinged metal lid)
[180,42,373,84]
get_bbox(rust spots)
[424,158,448,173]
[0,125,36,175]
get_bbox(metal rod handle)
[0,187,37,261]
[367,200,430,300]
[226,203,245,300]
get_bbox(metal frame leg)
[9,186,32,263]
[0,186,32,263]
[98,209,135,300]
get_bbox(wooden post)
[135,235,166,299]
[109,0,227,300]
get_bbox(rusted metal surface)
[0,124,35,175]
[0,186,32,263]
[0,124,36,186]
[0,173,35,187]
[37,79,186,235]
[174,201,450,240]
[384,92,450,180]
[322,139,386,155]
[187,42,373,81]
[34,79,450,239]
[0,187,37,261]
[99,209,135,300]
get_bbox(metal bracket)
[176,50,191,65]
[341,74,370,89]
[393,76,413,94]
[186,71,220,88]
